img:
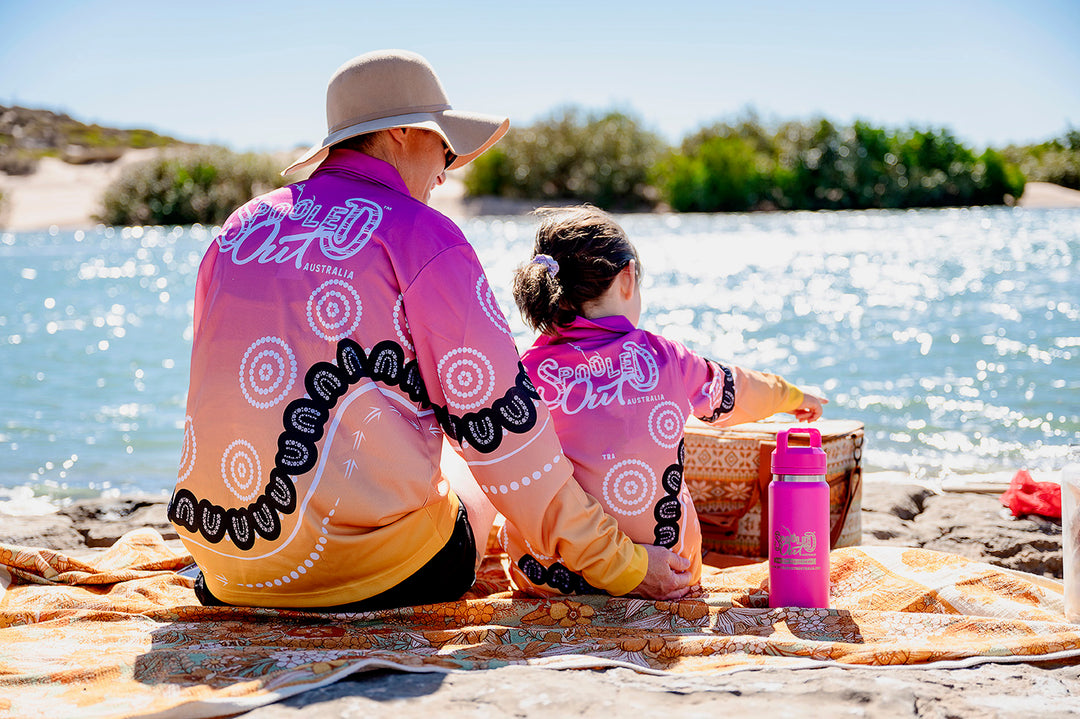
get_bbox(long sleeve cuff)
[602,544,649,596]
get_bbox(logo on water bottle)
[774,527,817,556]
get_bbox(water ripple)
[1,208,1077,496]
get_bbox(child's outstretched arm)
[665,335,827,426]
[698,364,810,426]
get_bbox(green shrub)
[972,148,1026,204]
[465,107,667,210]
[785,119,866,210]
[1001,130,1080,190]
[463,146,514,197]
[652,116,1025,211]
[652,135,770,212]
[97,148,286,226]
[127,129,174,149]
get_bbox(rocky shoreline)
[0,476,1064,579]
[2,477,1075,718]
[859,478,1063,578]
[1,494,178,553]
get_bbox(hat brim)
[281,110,509,177]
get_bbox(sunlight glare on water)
[474,207,1079,480]
[1,207,1077,498]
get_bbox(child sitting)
[502,206,826,596]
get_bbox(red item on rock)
[1000,469,1062,519]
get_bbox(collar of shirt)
[313,148,411,197]
[537,314,637,347]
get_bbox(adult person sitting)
[168,49,692,610]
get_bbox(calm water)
[1,207,1078,502]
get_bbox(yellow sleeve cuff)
[602,544,649,597]
[784,384,804,413]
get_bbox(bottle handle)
[777,426,822,452]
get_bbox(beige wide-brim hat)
[282,49,509,176]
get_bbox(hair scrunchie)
[531,254,559,278]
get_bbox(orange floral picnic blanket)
[1,528,1078,719]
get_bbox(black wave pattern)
[169,337,541,549]
[517,554,599,595]
[518,439,686,594]
[653,439,685,549]
[698,361,736,423]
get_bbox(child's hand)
[792,391,828,422]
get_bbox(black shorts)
[193,503,477,611]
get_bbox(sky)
[2,0,1079,154]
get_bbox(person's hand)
[629,544,693,600]
[792,391,828,422]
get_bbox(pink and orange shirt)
[169,150,647,607]
[503,315,804,595]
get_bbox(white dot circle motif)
[177,415,196,482]
[307,279,362,341]
[648,401,684,448]
[437,347,496,411]
[602,459,657,516]
[239,336,297,409]
[392,295,413,352]
[476,276,512,336]
[221,439,262,502]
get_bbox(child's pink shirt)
[504,314,803,595]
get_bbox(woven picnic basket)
[683,418,864,559]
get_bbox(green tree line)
[94,109,1077,225]
[468,109,1040,212]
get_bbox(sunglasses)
[444,144,457,170]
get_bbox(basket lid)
[684,418,864,442]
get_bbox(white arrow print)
[343,458,358,481]
[352,430,364,449]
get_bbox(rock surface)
[57,496,179,548]
[1,479,1064,579]
[859,481,1063,578]
[1,479,1075,718]
[0,494,177,552]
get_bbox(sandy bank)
[0,150,475,231]
[1018,180,1080,208]
[2,153,1078,232]
[0,149,164,231]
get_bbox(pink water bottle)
[768,427,830,608]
